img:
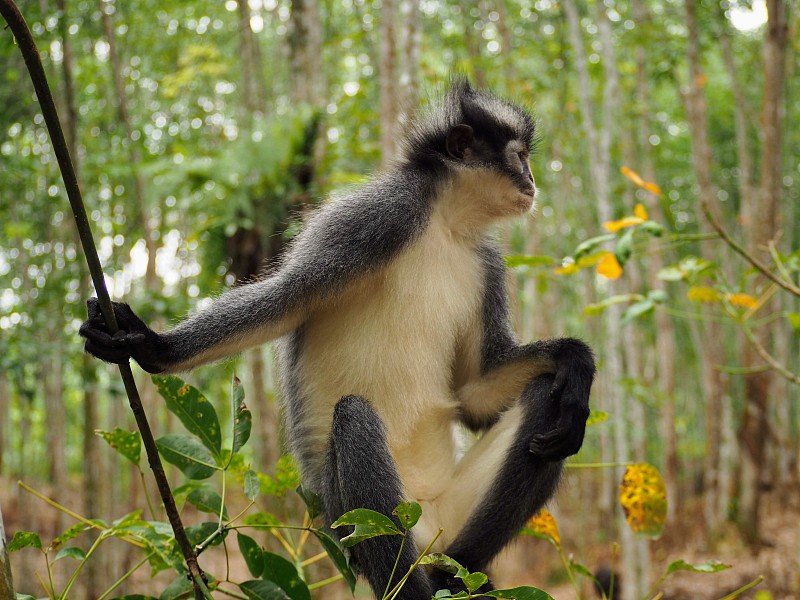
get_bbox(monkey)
[80,79,595,599]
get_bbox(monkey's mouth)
[515,190,537,213]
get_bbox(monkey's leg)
[433,374,563,588]
[322,395,433,600]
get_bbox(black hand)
[79,298,166,373]
[529,340,594,461]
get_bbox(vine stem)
[0,2,208,597]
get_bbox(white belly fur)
[297,214,485,504]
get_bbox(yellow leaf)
[604,216,645,233]
[619,463,667,539]
[620,166,662,196]
[620,166,646,187]
[524,509,561,547]
[634,203,648,221]
[643,182,662,196]
[725,293,757,308]
[687,286,721,304]
[597,253,623,280]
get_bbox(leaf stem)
[309,574,345,590]
[717,576,764,600]
[96,554,152,600]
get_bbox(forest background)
[0,0,798,598]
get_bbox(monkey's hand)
[528,338,595,462]
[79,298,166,373]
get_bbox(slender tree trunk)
[683,0,733,536]
[564,2,639,596]
[738,0,787,543]
[0,375,7,475]
[399,0,421,113]
[0,499,15,599]
[56,0,102,590]
[379,0,399,167]
[632,0,679,520]
[289,0,324,106]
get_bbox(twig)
[699,198,800,297]
[0,2,207,596]
[740,321,800,385]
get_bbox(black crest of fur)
[400,78,537,169]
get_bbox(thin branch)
[740,320,800,385]
[699,198,800,297]
[0,2,208,597]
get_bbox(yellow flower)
[597,252,623,280]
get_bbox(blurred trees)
[0,0,798,597]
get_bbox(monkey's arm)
[455,244,595,460]
[80,171,433,373]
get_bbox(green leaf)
[185,522,225,547]
[312,528,357,592]
[331,508,402,546]
[505,255,557,268]
[392,501,422,531]
[111,596,159,600]
[296,485,323,520]
[657,266,686,281]
[568,561,595,580]
[8,531,42,552]
[187,488,229,520]
[152,375,222,459]
[640,220,664,237]
[621,299,655,325]
[15,595,37,600]
[54,546,86,561]
[666,559,730,575]
[238,533,264,577]
[419,552,463,574]
[647,289,669,304]
[485,586,554,599]
[231,375,252,455]
[614,228,635,264]
[96,428,141,466]
[574,234,615,259]
[124,521,185,574]
[240,580,291,600]
[52,522,91,549]
[262,551,311,600]
[586,410,609,426]
[460,571,488,593]
[244,470,261,501]
[159,573,195,600]
[156,433,218,480]
[787,312,800,333]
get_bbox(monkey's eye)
[517,151,529,172]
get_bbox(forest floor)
[497,492,800,600]
[2,477,799,598]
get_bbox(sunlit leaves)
[619,463,668,539]
[666,559,730,574]
[152,375,222,461]
[331,508,401,546]
[96,428,141,467]
[586,410,609,426]
[392,500,422,530]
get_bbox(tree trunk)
[683,0,735,536]
[379,0,399,167]
[0,499,15,600]
[289,0,325,106]
[564,1,640,596]
[99,0,158,288]
[737,0,787,544]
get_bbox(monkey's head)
[402,78,538,218]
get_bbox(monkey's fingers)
[529,423,584,461]
[84,337,133,364]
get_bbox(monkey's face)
[446,125,538,219]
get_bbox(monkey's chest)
[300,228,484,435]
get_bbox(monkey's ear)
[446,124,474,160]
